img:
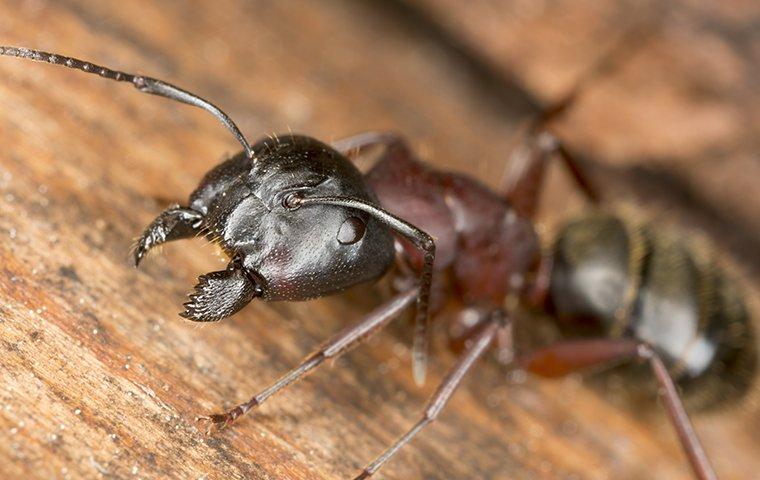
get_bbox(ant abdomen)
[548,212,757,409]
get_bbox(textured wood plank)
[0,1,758,479]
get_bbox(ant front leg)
[333,131,437,385]
[524,338,718,480]
[133,205,203,266]
[197,287,418,432]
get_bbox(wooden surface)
[0,1,758,479]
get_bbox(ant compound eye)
[337,216,366,245]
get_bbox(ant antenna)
[0,46,255,159]
[290,193,436,386]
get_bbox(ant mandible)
[1,44,754,480]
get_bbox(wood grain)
[0,1,758,479]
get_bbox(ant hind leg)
[524,338,718,480]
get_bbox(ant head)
[3,48,433,363]
[223,135,395,301]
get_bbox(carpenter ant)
[1,45,755,480]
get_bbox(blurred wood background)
[0,1,758,479]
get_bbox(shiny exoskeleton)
[134,136,396,311]
[548,213,756,411]
[2,45,753,480]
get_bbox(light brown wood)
[0,1,758,479]
[406,0,760,277]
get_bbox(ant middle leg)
[447,306,514,365]
[354,310,509,479]
[197,287,417,432]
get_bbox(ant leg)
[197,287,417,432]
[448,306,514,365]
[295,194,436,386]
[500,17,658,217]
[523,252,554,309]
[496,316,515,365]
[639,344,718,480]
[355,313,505,479]
[133,205,203,266]
[502,131,599,219]
[553,141,599,204]
[523,337,641,378]
[524,339,717,480]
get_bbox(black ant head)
[213,135,396,303]
[138,134,399,321]
[136,131,434,322]
[0,47,419,322]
